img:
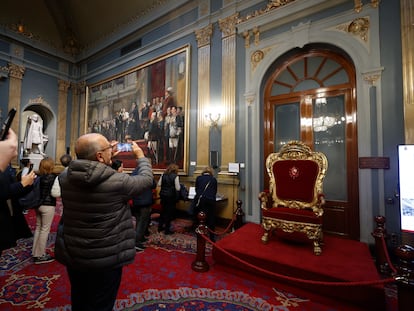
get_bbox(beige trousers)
[32,204,55,257]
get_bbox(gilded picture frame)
[86,45,190,174]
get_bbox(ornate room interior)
[1,0,414,310]
[1,0,412,245]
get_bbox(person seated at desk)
[194,166,218,241]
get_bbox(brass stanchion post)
[234,199,244,230]
[371,215,391,275]
[191,211,209,272]
[395,244,414,311]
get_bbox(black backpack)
[18,177,43,209]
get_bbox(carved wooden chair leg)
[313,240,322,256]
[261,231,270,244]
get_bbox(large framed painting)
[86,45,190,174]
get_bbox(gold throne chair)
[259,141,328,255]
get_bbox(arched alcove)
[20,97,56,163]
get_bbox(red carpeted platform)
[213,222,387,310]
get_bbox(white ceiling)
[0,0,177,60]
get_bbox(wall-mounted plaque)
[358,157,390,169]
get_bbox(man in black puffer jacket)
[55,133,153,311]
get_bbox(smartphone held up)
[0,108,17,141]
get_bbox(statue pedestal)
[26,153,44,171]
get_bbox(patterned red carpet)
[0,205,397,310]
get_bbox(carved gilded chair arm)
[318,193,326,205]
[258,190,271,210]
[313,193,326,217]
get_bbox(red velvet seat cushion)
[263,207,322,224]
[273,160,319,203]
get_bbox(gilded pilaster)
[56,80,70,162]
[195,24,213,168]
[69,82,82,154]
[219,14,238,168]
[401,0,414,143]
[7,63,25,147]
[78,82,87,141]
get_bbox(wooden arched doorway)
[263,44,359,240]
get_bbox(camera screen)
[117,143,132,152]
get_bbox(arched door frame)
[263,45,359,239]
[242,7,384,243]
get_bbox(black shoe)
[34,254,54,264]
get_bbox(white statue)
[24,114,48,156]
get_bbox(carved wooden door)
[263,45,359,239]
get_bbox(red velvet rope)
[201,233,395,287]
[207,214,237,236]
[380,235,398,274]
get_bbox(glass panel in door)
[274,102,300,150]
[313,95,347,201]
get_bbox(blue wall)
[379,0,404,234]
[0,1,407,241]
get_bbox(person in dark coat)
[194,166,218,241]
[5,164,33,240]
[54,133,153,311]
[130,176,157,251]
[60,154,72,168]
[1,129,34,256]
[0,170,15,255]
[157,163,180,234]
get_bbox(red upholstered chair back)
[273,160,319,203]
[266,141,328,214]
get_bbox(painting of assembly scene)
[86,46,190,173]
[401,198,414,232]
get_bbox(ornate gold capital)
[195,24,213,48]
[73,81,86,95]
[370,0,379,8]
[242,31,250,48]
[8,63,25,79]
[354,0,363,13]
[58,80,71,92]
[362,68,383,86]
[253,26,260,46]
[219,13,239,38]
[354,0,380,12]
[244,92,256,106]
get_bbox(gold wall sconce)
[206,112,221,128]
